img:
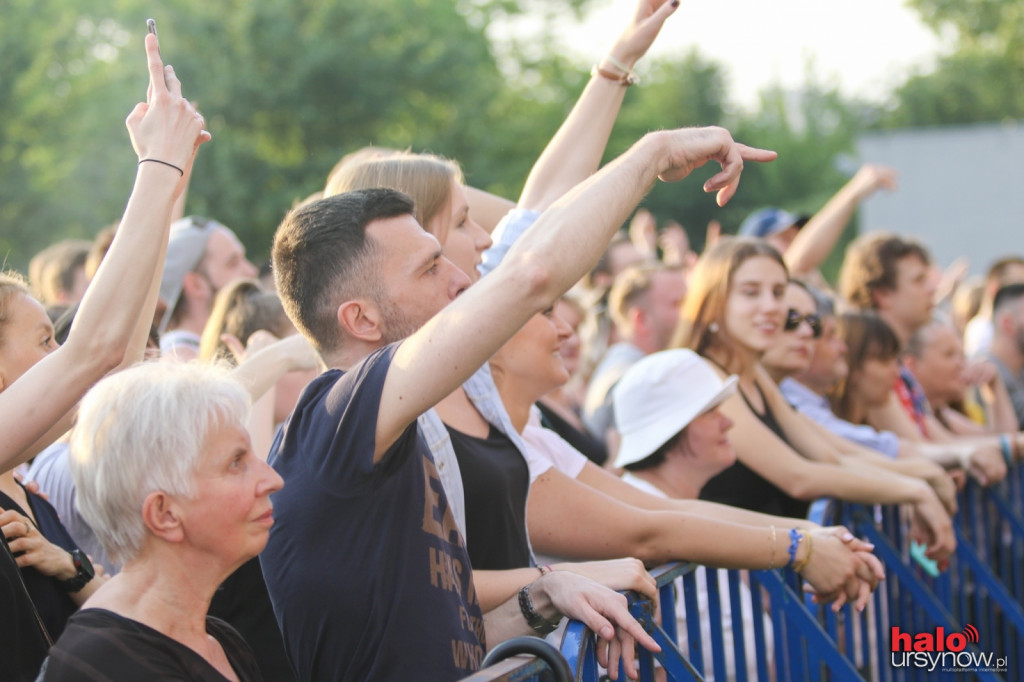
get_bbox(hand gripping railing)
[838,490,1022,682]
[466,469,1024,682]
[558,561,868,682]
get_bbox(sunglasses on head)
[784,309,823,338]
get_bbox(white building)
[856,121,1024,274]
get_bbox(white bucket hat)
[612,349,738,468]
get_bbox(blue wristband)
[999,434,1013,467]
[787,528,801,567]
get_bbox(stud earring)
[709,322,720,333]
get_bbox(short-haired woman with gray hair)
[37,362,282,681]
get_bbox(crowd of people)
[2,2,1022,681]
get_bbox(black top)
[0,532,50,681]
[446,423,532,571]
[208,558,296,681]
[38,609,263,681]
[0,484,79,641]
[261,345,486,682]
[699,385,810,520]
[537,401,608,466]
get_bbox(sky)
[523,0,952,108]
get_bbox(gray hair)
[69,362,250,564]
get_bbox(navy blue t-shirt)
[260,344,485,682]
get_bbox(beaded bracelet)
[999,434,1014,467]
[787,528,802,568]
[792,534,814,573]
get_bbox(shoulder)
[43,610,148,675]
[206,616,262,679]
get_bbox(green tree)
[885,0,1024,126]
[1,0,562,269]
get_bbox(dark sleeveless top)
[536,401,608,466]
[445,424,532,570]
[699,384,811,520]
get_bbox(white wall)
[856,122,1024,273]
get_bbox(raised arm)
[375,127,776,459]
[516,0,680,212]
[0,33,208,472]
[785,164,897,278]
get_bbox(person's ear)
[629,307,646,334]
[181,270,211,301]
[871,287,892,312]
[902,353,919,376]
[141,491,185,544]
[337,299,383,343]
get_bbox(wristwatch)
[60,549,95,593]
[518,584,561,636]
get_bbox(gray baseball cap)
[158,216,220,332]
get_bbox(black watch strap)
[60,549,95,593]
[518,584,560,636]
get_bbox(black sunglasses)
[784,309,823,338]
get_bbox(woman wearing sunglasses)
[760,281,958,515]
[672,239,956,562]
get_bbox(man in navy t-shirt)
[264,128,770,681]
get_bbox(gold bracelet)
[768,525,778,570]
[793,534,814,573]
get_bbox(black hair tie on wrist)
[138,158,184,176]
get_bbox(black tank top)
[699,384,811,520]
[445,424,532,570]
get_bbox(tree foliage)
[886,0,1024,127]
[1,0,871,277]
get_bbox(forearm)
[246,387,277,461]
[117,236,167,372]
[984,379,1019,433]
[483,593,537,646]
[502,132,665,301]
[229,338,308,401]
[517,76,628,212]
[829,458,934,506]
[664,498,817,530]
[473,567,545,613]
[906,440,971,469]
[784,180,862,276]
[65,165,178,368]
[577,461,818,529]
[527,473,811,570]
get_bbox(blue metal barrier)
[460,636,572,681]
[839,485,1022,682]
[560,561,868,681]
[488,470,1023,682]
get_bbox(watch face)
[72,549,96,580]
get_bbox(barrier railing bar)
[751,569,864,681]
[951,526,1024,633]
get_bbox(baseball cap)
[738,207,802,239]
[158,216,219,332]
[613,349,738,468]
